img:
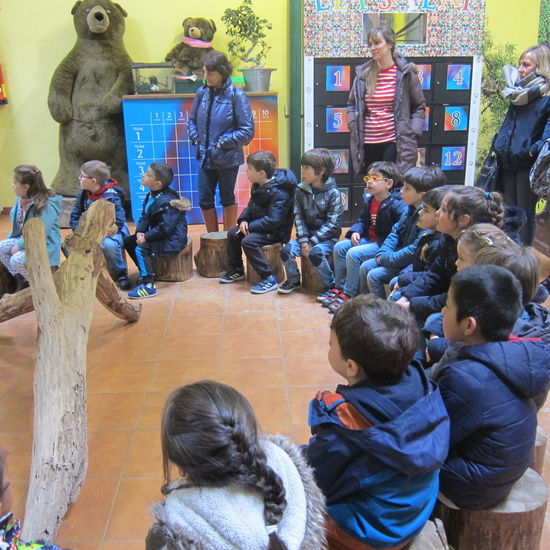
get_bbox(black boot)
[13,273,29,293]
[115,271,131,291]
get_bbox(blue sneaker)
[250,275,278,294]
[128,283,157,299]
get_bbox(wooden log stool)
[246,242,284,285]
[300,253,333,293]
[194,231,230,278]
[440,468,548,550]
[530,425,548,475]
[153,238,193,282]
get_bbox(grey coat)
[347,53,426,175]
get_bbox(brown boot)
[201,208,219,233]
[223,204,238,231]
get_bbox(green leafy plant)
[221,0,273,69]
[477,30,517,169]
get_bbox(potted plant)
[221,0,275,92]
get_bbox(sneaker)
[321,288,341,307]
[128,283,157,299]
[251,275,278,294]
[116,275,131,291]
[317,287,338,303]
[278,279,301,294]
[219,267,245,283]
[328,293,351,314]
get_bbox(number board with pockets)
[122,93,279,224]
[306,56,476,222]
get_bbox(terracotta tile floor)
[1,212,550,549]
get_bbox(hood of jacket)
[310,362,449,478]
[271,168,298,191]
[297,177,337,194]
[455,340,550,399]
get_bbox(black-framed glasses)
[79,174,93,180]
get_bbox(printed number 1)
[334,70,342,87]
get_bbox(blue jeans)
[103,233,128,276]
[359,260,401,299]
[198,166,239,210]
[333,238,379,296]
[280,239,336,288]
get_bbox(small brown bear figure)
[165,17,216,79]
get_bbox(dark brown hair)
[149,162,174,188]
[202,50,233,81]
[300,148,336,182]
[13,165,54,214]
[247,151,277,179]
[445,186,505,228]
[331,295,419,379]
[161,382,288,547]
[80,160,110,184]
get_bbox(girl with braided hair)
[0,165,61,291]
[146,381,326,550]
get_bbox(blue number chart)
[326,65,351,92]
[442,146,466,170]
[326,107,348,133]
[123,94,279,223]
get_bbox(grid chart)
[122,94,279,224]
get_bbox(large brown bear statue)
[48,0,134,196]
[165,17,216,79]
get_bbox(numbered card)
[329,149,350,174]
[338,187,349,211]
[326,108,349,133]
[423,107,430,132]
[416,64,432,90]
[326,66,351,92]
[441,146,466,170]
[444,106,468,131]
[447,64,471,90]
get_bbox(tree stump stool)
[153,238,193,282]
[530,426,547,475]
[59,197,77,229]
[0,263,15,298]
[246,242,284,285]
[440,468,548,550]
[300,254,333,293]
[194,231,230,277]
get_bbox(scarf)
[83,179,118,210]
[183,36,212,48]
[502,64,548,106]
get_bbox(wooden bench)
[194,231,230,278]
[440,467,548,550]
[300,253,333,293]
[246,242,285,285]
[153,237,193,282]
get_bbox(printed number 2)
[444,151,463,166]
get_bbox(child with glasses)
[321,161,404,312]
[70,160,130,290]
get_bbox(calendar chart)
[122,93,279,223]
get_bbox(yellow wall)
[0,0,543,208]
[0,0,289,208]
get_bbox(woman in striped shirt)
[347,26,426,177]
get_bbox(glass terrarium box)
[132,62,174,94]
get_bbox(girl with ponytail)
[146,381,326,550]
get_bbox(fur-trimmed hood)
[145,434,326,550]
[170,196,192,212]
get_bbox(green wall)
[0,0,543,208]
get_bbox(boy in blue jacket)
[359,165,445,298]
[124,162,190,299]
[219,151,297,294]
[307,295,450,549]
[323,161,403,313]
[432,265,550,510]
[70,160,130,290]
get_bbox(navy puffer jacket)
[433,339,550,509]
[188,79,254,169]
[238,168,298,243]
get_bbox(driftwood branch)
[20,200,139,541]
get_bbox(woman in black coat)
[493,44,550,244]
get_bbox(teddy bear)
[48,0,134,197]
[165,17,216,79]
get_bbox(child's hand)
[11,244,20,254]
[302,243,312,257]
[136,232,146,245]
[237,221,249,235]
[394,282,400,290]
[351,232,361,246]
[395,296,411,310]
[376,256,381,264]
